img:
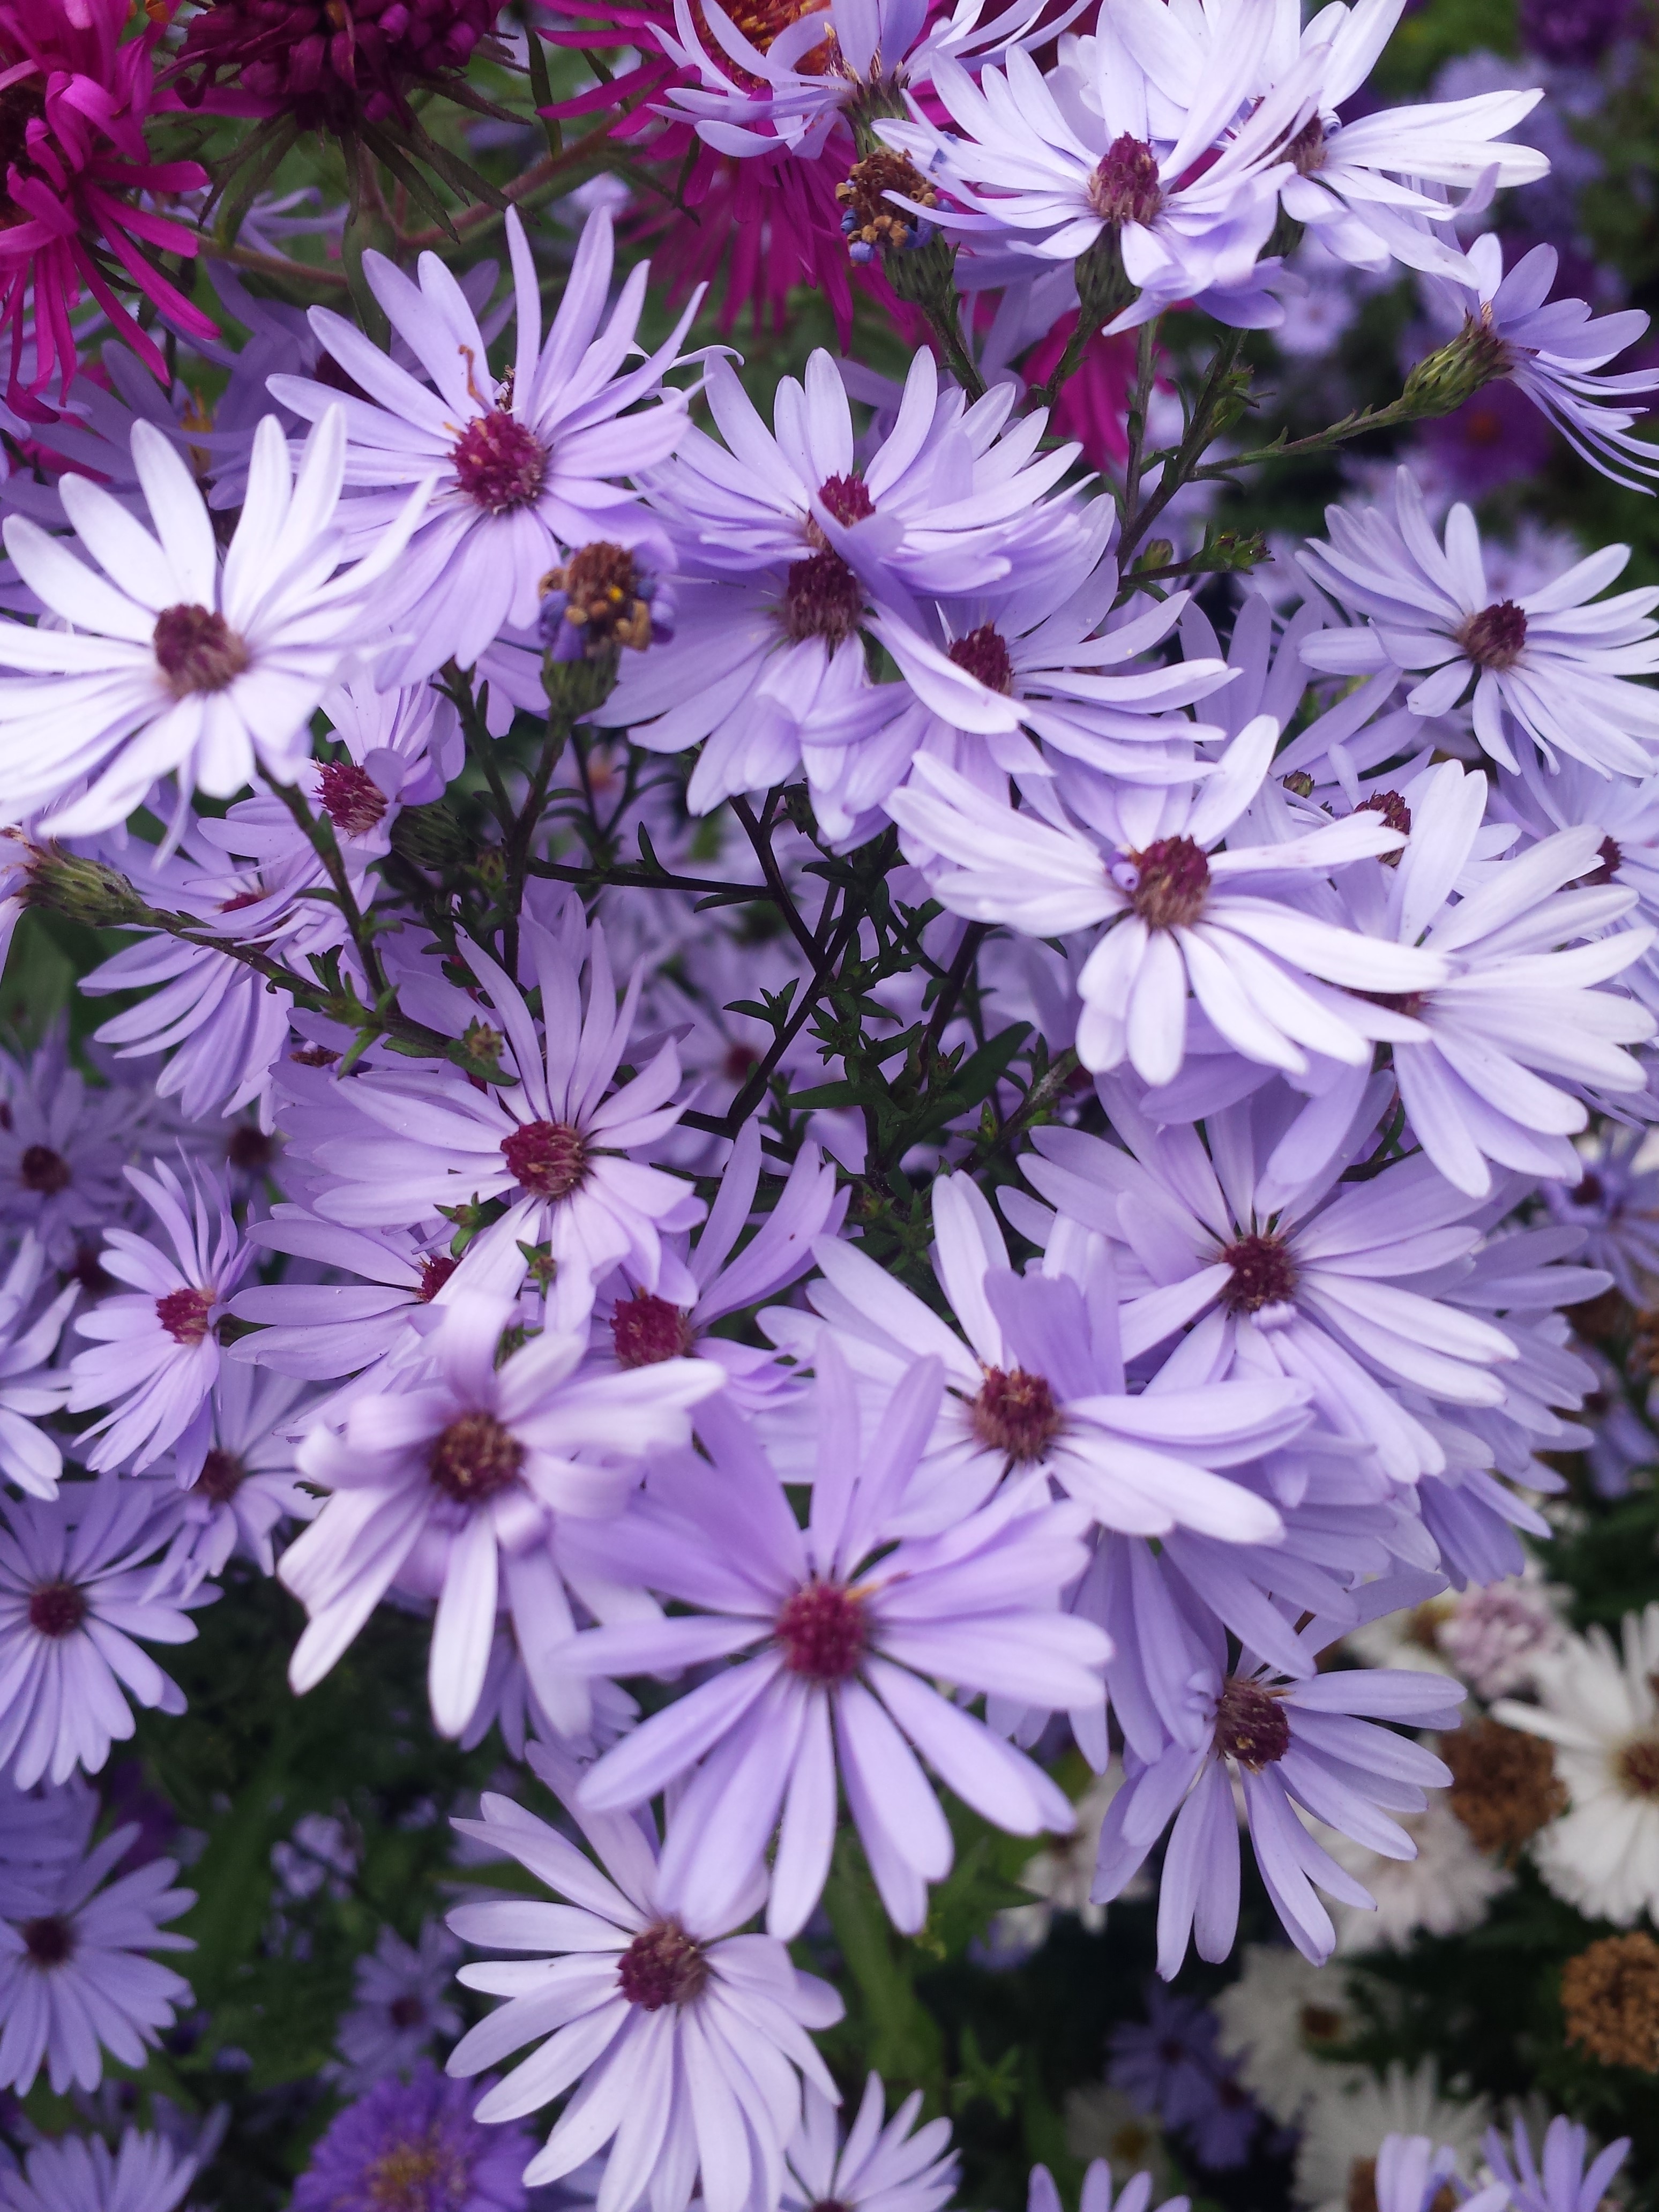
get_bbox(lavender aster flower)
[280,1290,722,1741]
[1092,1599,1464,1974]
[67,1161,250,1476]
[1479,2114,1630,2212]
[1367,2135,1506,2212]
[564,1349,1108,1937]
[446,1742,842,2212]
[270,207,697,685]
[1028,2161,1189,2212]
[781,2076,957,2212]
[0,1478,197,1788]
[0,1234,77,1499]
[0,1023,150,1265]
[1300,468,1659,776]
[332,1921,463,2089]
[0,411,428,837]
[1108,1988,1258,2170]
[0,1788,194,2096]
[0,2127,198,2212]
[227,1212,485,1381]
[292,2061,532,2212]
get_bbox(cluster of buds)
[837,151,938,265]
[537,542,670,665]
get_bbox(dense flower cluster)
[0,0,1654,2207]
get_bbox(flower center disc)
[1456,598,1528,671]
[451,409,547,514]
[1125,835,1209,928]
[1213,1676,1291,1769]
[618,1920,709,2010]
[1219,1230,1298,1314]
[28,1580,87,1638]
[156,1286,215,1344]
[317,761,387,838]
[948,624,1015,694]
[20,1914,73,1969]
[1087,133,1164,227]
[154,604,251,698]
[775,1577,869,1683]
[611,1291,695,1369]
[428,1410,525,1504]
[971,1366,1061,1461]
[198,1448,246,1506]
[501,1119,588,1199]
[19,1144,69,1194]
[782,550,864,647]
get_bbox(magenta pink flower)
[175,0,502,132]
[0,0,213,399]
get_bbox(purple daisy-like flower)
[0,1234,77,1499]
[66,1161,250,1477]
[270,206,697,684]
[446,1741,843,2212]
[0,1478,197,1789]
[280,1288,723,1741]
[1479,2114,1630,2212]
[331,1920,462,2091]
[780,2075,958,2212]
[0,2126,199,2212]
[563,1347,1108,1937]
[1108,1987,1258,2171]
[0,1783,194,2096]
[292,2060,533,2212]
[1092,1595,1464,1975]
[298,910,704,1333]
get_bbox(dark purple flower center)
[948,624,1016,696]
[1571,1171,1606,1209]
[0,78,45,203]
[20,1914,73,1969]
[782,550,864,647]
[19,1144,69,1195]
[1214,1676,1291,1768]
[156,1286,214,1344]
[417,1253,458,1303]
[154,604,250,698]
[618,1920,708,2010]
[1588,835,1623,885]
[388,1993,427,2029]
[28,1581,86,1639]
[228,1124,276,1172]
[1086,133,1164,227]
[1220,1230,1298,1314]
[611,1291,695,1369]
[818,472,874,526]
[1456,599,1528,671]
[317,761,387,838]
[972,1366,1061,1461]
[198,1448,245,1506]
[775,1577,869,1683]
[451,409,547,514]
[1124,836,1209,929]
[1356,789,1411,868]
[501,1119,588,1200]
[428,1411,524,1504]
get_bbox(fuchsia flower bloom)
[176,0,502,132]
[0,0,213,399]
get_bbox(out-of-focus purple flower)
[1108,1987,1259,2171]
[292,2060,532,2212]
[0,2125,198,2212]
[1418,379,1554,498]
[331,1921,463,2090]
[1519,0,1630,65]
[1027,2159,1190,2212]
[1481,2114,1630,2212]
[782,2076,958,2212]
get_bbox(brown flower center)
[1286,114,1328,175]
[1618,1733,1659,1800]
[1124,835,1209,928]
[451,409,547,514]
[781,550,864,647]
[543,542,655,653]
[20,1914,73,1969]
[154,604,250,697]
[28,1581,87,1638]
[364,2133,466,2208]
[501,1118,588,1200]
[1219,1230,1298,1315]
[417,1253,458,1302]
[1356,788,1411,866]
[611,1291,696,1369]
[1561,1932,1659,2072]
[1214,1676,1291,1769]
[317,761,387,839]
[1347,2159,1456,2212]
[836,150,937,255]
[971,1366,1061,1461]
[1444,1718,1568,1852]
[156,1286,214,1344]
[427,1410,524,1505]
[617,1920,708,2010]
[1299,2002,1347,2047]
[948,624,1016,695]
[1587,834,1623,885]
[18,1143,69,1194]
[1086,133,1164,227]
[1456,599,1528,672]
[775,1578,869,1684]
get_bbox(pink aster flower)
[0,1780,194,2096]
[0,0,213,400]
[301,911,706,1331]
[270,206,698,683]
[0,1477,198,1788]
[280,1288,723,1741]
[66,1161,251,1476]
[564,1348,1108,1938]
[447,1740,843,2212]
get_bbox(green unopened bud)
[30,850,147,929]
[542,649,619,724]
[391,801,470,870]
[1134,540,1175,576]
[1401,308,1512,420]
